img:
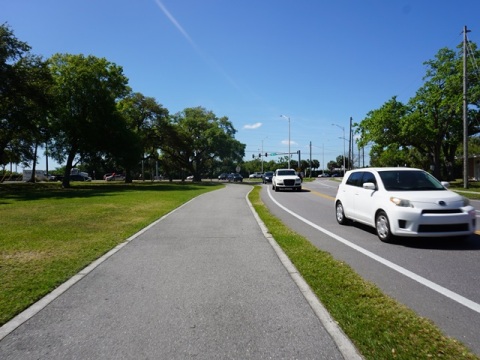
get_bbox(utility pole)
[348,117,352,170]
[309,141,312,178]
[463,25,470,189]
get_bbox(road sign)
[270,152,277,156]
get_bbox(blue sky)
[2,0,479,171]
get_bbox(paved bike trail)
[0,184,360,359]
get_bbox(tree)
[357,97,412,167]
[117,92,169,182]
[47,53,131,187]
[158,107,245,181]
[0,24,53,178]
[357,44,480,179]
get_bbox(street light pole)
[280,115,291,168]
[332,123,345,176]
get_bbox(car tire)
[376,210,394,243]
[335,201,349,225]
[274,183,279,192]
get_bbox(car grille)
[417,223,469,232]
[421,209,462,214]
[284,179,295,186]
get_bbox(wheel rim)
[376,214,389,239]
[336,203,344,222]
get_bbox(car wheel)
[335,201,349,225]
[376,210,394,243]
[274,184,279,192]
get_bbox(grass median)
[248,185,478,360]
[0,181,220,326]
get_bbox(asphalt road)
[261,178,480,356]
[0,184,359,360]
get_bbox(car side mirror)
[441,181,450,188]
[363,182,376,190]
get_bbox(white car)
[334,167,476,242]
[272,169,302,192]
[249,172,263,178]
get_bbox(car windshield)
[277,170,296,176]
[378,170,445,191]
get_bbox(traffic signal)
[265,153,268,157]
[259,153,261,158]
[252,154,254,159]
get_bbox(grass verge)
[248,185,478,360]
[0,181,220,325]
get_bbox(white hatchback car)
[334,167,476,242]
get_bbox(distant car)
[70,174,91,182]
[249,172,263,179]
[272,169,302,192]
[317,173,330,178]
[105,174,125,181]
[227,173,243,182]
[335,167,476,243]
[186,175,194,180]
[218,173,228,180]
[263,171,274,184]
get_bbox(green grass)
[248,185,478,360]
[0,181,220,325]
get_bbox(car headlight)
[390,197,413,207]
[462,197,470,206]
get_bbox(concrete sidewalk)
[0,184,360,359]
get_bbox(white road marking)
[267,187,480,314]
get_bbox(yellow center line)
[303,186,336,201]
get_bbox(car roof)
[347,167,423,173]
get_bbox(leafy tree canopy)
[47,53,132,187]
[357,43,480,179]
[159,107,245,181]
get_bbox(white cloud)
[243,122,262,130]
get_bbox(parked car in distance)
[263,171,274,184]
[272,169,302,192]
[227,173,243,182]
[249,172,263,179]
[218,173,228,180]
[186,175,194,180]
[334,167,476,243]
[70,174,91,182]
[317,173,330,178]
[105,174,125,181]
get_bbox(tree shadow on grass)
[0,181,222,202]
